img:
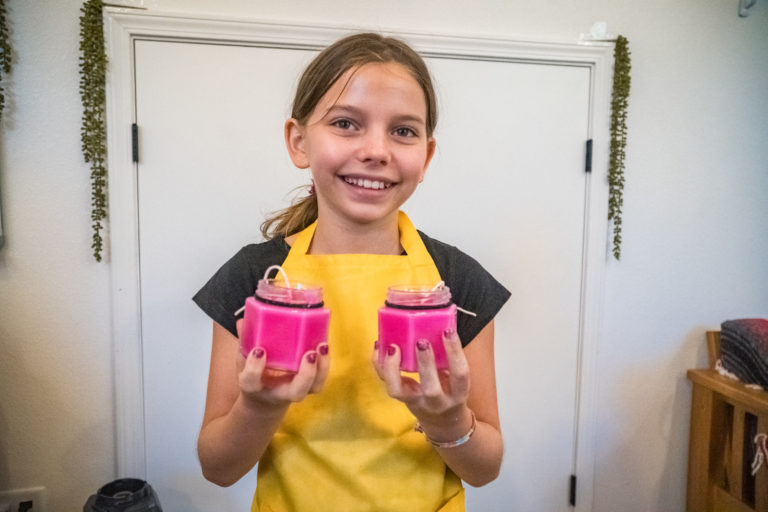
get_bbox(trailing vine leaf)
[79,0,108,261]
[608,35,631,260]
[0,0,12,121]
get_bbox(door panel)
[135,39,589,511]
[414,57,589,511]
[135,41,318,510]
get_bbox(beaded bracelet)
[414,410,477,448]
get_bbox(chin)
[342,204,400,226]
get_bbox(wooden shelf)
[687,370,768,413]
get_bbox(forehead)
[314,62,427,119]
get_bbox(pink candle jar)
[240,274,330,372]
[378,284,457,372]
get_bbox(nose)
[357,128,391,166]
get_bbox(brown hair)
[260,32,438,240]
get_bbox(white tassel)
[714,360,764,390]
[751,433,768,476]
[714,359,740,381]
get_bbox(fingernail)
[387,345,397,356]
[416,339,430,351]
[252,347,265,359]
[374,340,379,350]
[319,344,329,356]
[307,352,318,364]
[443,328,456,337]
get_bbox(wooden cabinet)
[687,332,768,512]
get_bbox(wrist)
[238,393,290,419]
[415,406,476,447]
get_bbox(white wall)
[0,1,115,509]
[0,1,765,511]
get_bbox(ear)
[419,137,437,183]
[284,118,310,169]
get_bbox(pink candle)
[378,284,457,372]
[241,278,330,372]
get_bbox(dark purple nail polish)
[387,345,397,356]
[307,352,318,364]
[252,347,265,359]
[374,340,379,351]
[416,339,429,351]
[319,344,329,356]
[443,328,456,338]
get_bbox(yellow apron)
[252,211,464,512]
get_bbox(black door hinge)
[585,139,593,174]
[132,123,139,163]
[569,474,577,506]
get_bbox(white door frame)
[104,9,612,511]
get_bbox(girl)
[194,32,510,512]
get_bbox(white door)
[134,37,589,511]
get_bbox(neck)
[308,212,401,255]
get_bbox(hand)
[373,329,472,435]
[235,319,330,408]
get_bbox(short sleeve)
[418,232,511,347]
[192,239,289,337]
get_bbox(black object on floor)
[83,478,162,512]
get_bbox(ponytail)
[260,186,318,240]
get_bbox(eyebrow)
[324,104,426,125]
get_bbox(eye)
[394,127,418,137]
[332,119,354,130]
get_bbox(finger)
[371,341,390,381]
[235,319,247,360]
[309,343,330,393]
[379,344,405,399]
[235,318,248,358]
[239,347,267,393]
[415,339,443,403]
[399,374,423,399]
[284,350,319,400]
[443,329,470,399]
[371,340,381,374]
[261,367,296,389]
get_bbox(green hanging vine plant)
[79,0,108,261]
[608,35,631,260]
[0,0,12,121]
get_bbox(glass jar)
[377,284,457,372]
[241,278,330,372]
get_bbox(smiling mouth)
[342,176,393,190]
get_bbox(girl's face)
[285,62,436,229]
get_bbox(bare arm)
[374,321,504,487]
[197,322,330,487]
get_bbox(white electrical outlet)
[0,487,46,512]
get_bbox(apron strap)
[289,219,317,257]
[397,211,434,270]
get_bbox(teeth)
[344,177,391,190]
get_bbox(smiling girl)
[193,32,510,512]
